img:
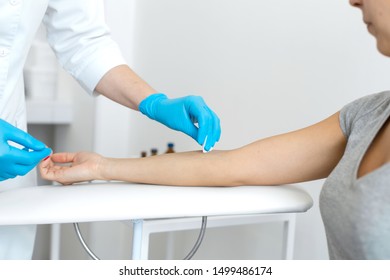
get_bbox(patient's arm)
[39,112,347,186]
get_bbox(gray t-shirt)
[320,91,390,259]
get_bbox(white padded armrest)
[0,182,313,225]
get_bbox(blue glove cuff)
[139,93,167,120]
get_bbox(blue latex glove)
[139,94,221,151]
[0,119,52,181]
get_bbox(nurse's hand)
[0,119,51,181]
[139,94,221,152]
[39,152,104,185]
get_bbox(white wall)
[129,0,390,153]
[36,0,390,259]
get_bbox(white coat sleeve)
[42,0,127,95]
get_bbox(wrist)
[139,93,167,119]
[97,156,111,181]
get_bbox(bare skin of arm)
[94,64,156,110]
[39,112,347,186]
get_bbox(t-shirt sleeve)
[339,91,390,138]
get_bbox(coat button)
[0,48,10,57]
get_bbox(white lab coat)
[0,0,126,259]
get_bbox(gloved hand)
[0,119,52,181]
[139,93,221,151]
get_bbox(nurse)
[0,1,220,259]
[41,0,390,259]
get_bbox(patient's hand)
[39,152,105,185]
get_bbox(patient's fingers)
[40,164,70,182]
[39,156,51,169]
[39,152,100,184]
[39,159,55,174]
[50,152,77,163]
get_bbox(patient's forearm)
[100,150,241,186]
[98,113,346,187]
